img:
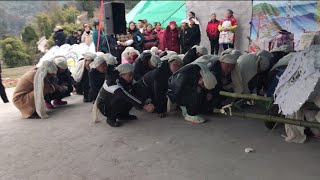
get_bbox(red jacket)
[206,20,220,40]
[154,29,165,50]
[164,26,180,53]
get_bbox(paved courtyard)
[1,88,320,180]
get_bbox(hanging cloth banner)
[96,0,104,52]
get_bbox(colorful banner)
[250,1,320,51]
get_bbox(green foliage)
[76,0,96,18]
[36,13,53,39]
[46,36,55,49]
[315,1,320,23]
[253,3,280,17]
[0,37,31,68]
[62,23,82,36]
[22,26,39,43]
[62,6,81,24]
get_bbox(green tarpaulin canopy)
[126,0,186,28]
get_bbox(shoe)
[184,114,206,124]
[83,98,92,103]
[106,117,121,127]
[180,106,187,117]
[45,102,54,109]
[118,114,137,120]
[53,100,68,106]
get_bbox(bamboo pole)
[219,91,273,102]
[213,109,320,129]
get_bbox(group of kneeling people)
[12,44,292,128]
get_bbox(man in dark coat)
[53,26,66,47]
[189,18,201,46]
[133,55,183,117]
[93,63,155,127]
[133,52,161,81]
[180,20,194,54]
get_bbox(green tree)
[22,26,39,43]
[0,37,31,68]
[315,1,320,23]
[253,3,280,42]
[62,6,81,24]
[36,13,53,39]
[76,0,96,18]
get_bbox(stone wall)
[186,1,252,53]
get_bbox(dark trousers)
[0,75,9,103]
[175,87,207,116]
[210,39,220,55]
[45,85,73,102]
[222,43,234,50]
[116,45,125,65]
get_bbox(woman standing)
[142,24,159,50]
[128,21,144,52]
[164,21,180,54]
[81,24,93,46]
[154,22,165,51]
[218,9,238,50]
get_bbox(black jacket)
[133,52,153,81]
[190,24,201,45]
[89,69,105,101]
[54,29,66,47]
[180,27,194,54]
[182,48,198,65]
[130,30,144,52]
[142,60,173,113]
[101,35,117,56]
[66,35,80,45]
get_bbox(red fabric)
[206,20,220,39]
[143,30,159,50]
[154,29,165,50]
[164,26,180,53]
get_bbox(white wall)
[186,1,252,53]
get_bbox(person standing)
[206,13,220,55]
[81,24,93,46]
[128,21,144,52]
[0,62,9,103]
[53,26,66,47]
[189,18,201,46]
[180,20,193,54]
[142,24,159,50]
[138,20,145,34]
[154,22,165,51]
[164,21,180,54]
[218,9,238,50]
[66,31,81,45]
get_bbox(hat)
[90,55,107,69]
[193,45,208,56]
[116,63,134,74]
[221,48,234,56]
[160,51,178,61]
[181,20,189,24]
[150,47,159,55]
[103,53,118,66]
[169,21,177,26]
[82,52,97,60]
[192,63,217,90]
[219,54,237,64]
[53,56,68,69]
[122,47,140,59]
[150,55,161,67]
[231,50,242,60]
[54,25,63,32]
[96,52,105,56]
[168,55,183,64]
[177,54,185,60]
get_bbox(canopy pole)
[162,2,186,25]
[97,0,104,52]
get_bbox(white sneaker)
[184,114,206,124]
[180,106,187,117]
[167,96,177,112]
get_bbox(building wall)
[186,1,252,53]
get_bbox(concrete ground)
[1,88,320,180]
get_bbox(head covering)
[122,47,140,59]
[160,51,178,61]
[256,55,270,72]
[168,55,183,64]
[169,21,177,26]
[52,56,68,69]
[90,55,107,69]
[95,52,105,56]
[116,63,134,74]
[270,45,293,53]
[82,52,97,60]
[101,53,118,66]
[193,45,208,56]
[220,48,234,56]
[255,50,273,60]
[177,54,185,60]
[34,61,58,118]
[150,47,159,55]
[231,50,242,60]
[150,55,161,67]
[181,20,189,24]
[54,25,62,32]
[219,54,237,64]
[194,55,219,65]
[190,62,217,90]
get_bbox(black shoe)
[118,114,137,120]
[106,117,121,127]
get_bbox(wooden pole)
[213,109,320,129]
